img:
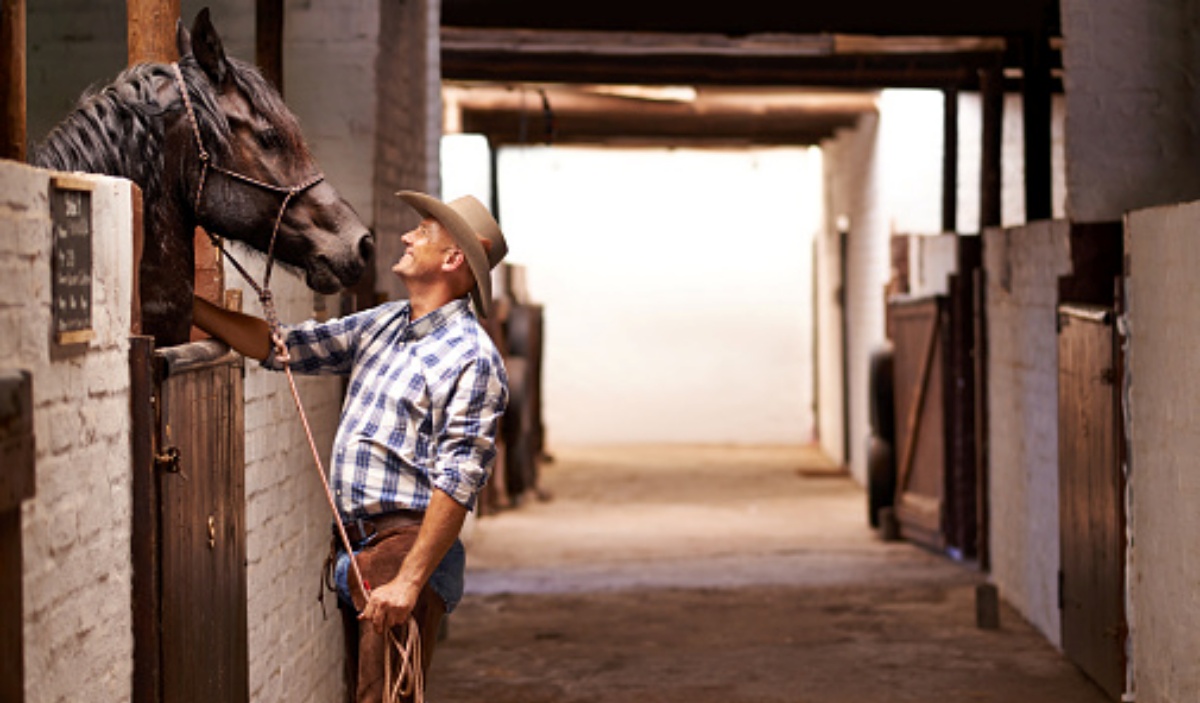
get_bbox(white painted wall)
[983,220,1072,647]
[1124,199,1200,703]
[1,160,135,703]
[492,145,821,447]
[1061,0,1200,222]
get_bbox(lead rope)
[172,62,423,703]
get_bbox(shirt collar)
[404,297,472,341]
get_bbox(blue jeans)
[334,538,466,614]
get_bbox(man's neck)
[405,282,456,321]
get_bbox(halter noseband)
[171,62,324,334]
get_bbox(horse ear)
[175,19,191,58]
[190,8,229,86]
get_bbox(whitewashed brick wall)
[1,160,135,703]
[983,220,1072,647]
[1124,199,1200,703]
[1061,0,1200,222]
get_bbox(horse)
[29,8,373,347]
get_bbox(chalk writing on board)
[50,178,95,346]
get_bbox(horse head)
[173,9,374,297]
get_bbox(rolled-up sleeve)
[433,354,509,509]
[261,308,376,375]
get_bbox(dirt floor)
[426,445,1110,703]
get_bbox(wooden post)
[0,0,26,162]
[256,0,285,93]
[942,87,958,234]
[1022,31,1053,222]
[127,0,181,65]
[979,59,1004,230]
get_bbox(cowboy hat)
[395,191,508,318]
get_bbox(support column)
[1022,31,1053,222]
[127,0,180,64]
[979,60,1004,230]
[256,0,284,92]
[942,87,958,233]
[0,0,25,162]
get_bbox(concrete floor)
[427,445,1110,703]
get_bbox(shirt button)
[336,490,342,496]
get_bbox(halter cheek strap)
[170,62,324,297]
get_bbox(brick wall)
[983,220,1072,647]
[0,160,135,703]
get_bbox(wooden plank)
[979,59,1003,230]
[896,304,941,492]
[942,87,958,233]
[127,0,181,65]
[256,0,284,92]
[1058,307,1125,701]
[0,0,25,162]
[130,336,161,703]
[1022,30,1053,222]
[0,508,22,703]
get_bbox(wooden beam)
[256,0,284,93]
[943,87,958,233]
[0,0,25,162]
[127,0,181,65]
[979,60,1003,230]
[1022,31,1053,221]
[442,0,1061,38]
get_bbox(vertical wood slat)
[0,0,26,161]
[942,87,958,234]
[0,509,23,703]
[1058,307,1125,701]
[979,59,1003,231]
[130,336,160,703]
[127,0,181,65]
[1022,31,1053,222]
[256,0,285,93]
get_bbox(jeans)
[334,538,466,614]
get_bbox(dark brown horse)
[30,8,373,346]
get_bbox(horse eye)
[255,129,283,150]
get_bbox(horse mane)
[29,55,308,193]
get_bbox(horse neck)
[30,64,173,199]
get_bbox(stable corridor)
[428,445,1108,703]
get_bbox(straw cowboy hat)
[395,191,508,318]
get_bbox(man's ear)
[441,247,466,272]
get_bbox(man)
[193,191,510,702]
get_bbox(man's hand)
[360,577,422,634]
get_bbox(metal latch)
[155,446,182,473]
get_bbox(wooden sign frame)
[50,175,95,346]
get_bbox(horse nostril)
[358,232,375,263]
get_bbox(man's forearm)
[394,489,468,592]
[193,296,273,361]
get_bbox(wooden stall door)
[132,339,247,703]
[1057,305,1125,701]
[890,297,947,550]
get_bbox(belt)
[337,509,424,549]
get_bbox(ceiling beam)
[441,0,1060,38]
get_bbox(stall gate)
[1057,305,1126,701]
[131,338,248,703]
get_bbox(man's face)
[393,218,455,280]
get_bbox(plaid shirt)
[265,297,508,517]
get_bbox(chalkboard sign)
[51,176,95,346]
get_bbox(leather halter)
[170,62,324,330]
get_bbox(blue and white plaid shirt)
[265,297,508,517]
